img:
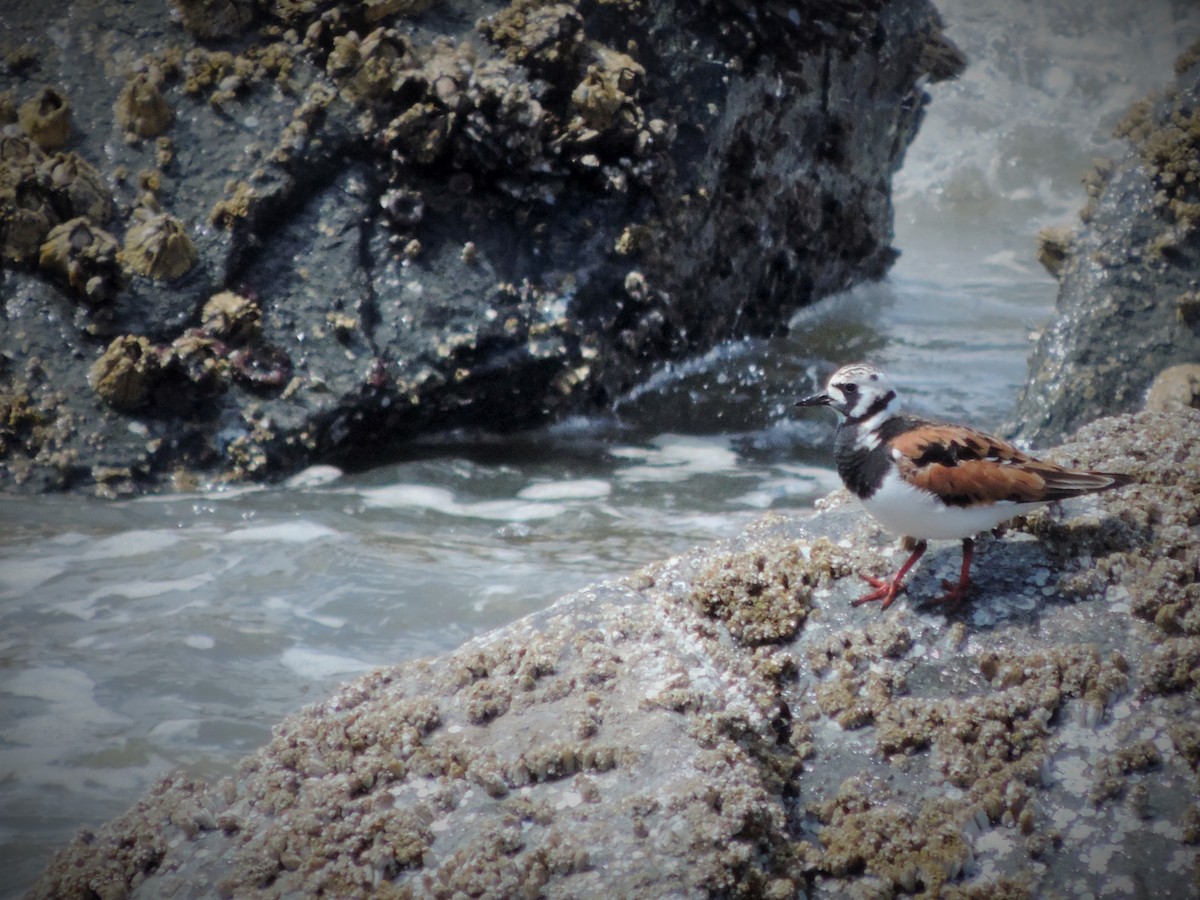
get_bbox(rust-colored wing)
[890,424,1132,507]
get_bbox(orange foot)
[924,538,976,606]
[850,540,927,610]
[852,573,907,609]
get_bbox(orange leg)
[929,538,974,605]
[852,540,927,610]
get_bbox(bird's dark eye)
[841,383,858,395]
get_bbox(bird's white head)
[796,363,899,424]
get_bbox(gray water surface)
[3,0,1198,895]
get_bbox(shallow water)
[2,0,1198,894]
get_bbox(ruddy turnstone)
[797,363,1132,609]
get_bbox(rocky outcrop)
[30,407,1200,898]
[0,0,963,495]
[1011,40,1200,445]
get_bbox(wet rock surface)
[1011,40,1200,445]
[30,407,1200,898]
[0,0,963,495]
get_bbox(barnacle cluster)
[687,542,828,646]
[120,201,198,280]
[269,0,668,212]
[0,380,74,484]
[17,86,70,150]
[1024,412,1200,646]
[2,133,109,255]
[167,0,256,41]
[40,150,113,222]
[88,335,161,410]
[201,289,262,341]
[1114,75,1200,234]
[114,69,174,139]
[38,217,121,302]
[88,291,292,412]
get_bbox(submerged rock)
[28,408,1200,897]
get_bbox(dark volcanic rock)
[0,0,963,494]
[28,407,1200,898]
[1010,40,1200,446]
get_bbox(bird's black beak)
[796,392,831,408]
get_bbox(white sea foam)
[614,435,740,483]
[517,479,612,501]
[280,646,373,680]
[359,483,457,510]
[285,465,344,488]
[84,573,215,604]
[79,529,181,560]
[225,522,341,543]
[732,473,840,509]
[148,718,202,741]
[359,484,566,521]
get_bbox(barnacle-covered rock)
[38,217,121,302]
[167,0,255,40]
[384,101,453,165]
[478,1,585,78]
[2,134,119,266]
[38,152,114,222]
[362,0,434,24]
[326,28,412,104]
[88,335,161,410]
[200,290,261,341]
[0,127,45,171]
[0,90,17,125]
[567,46,644,147]
[0,185,55,263]
[455,58,547,172]
[379,185,424,227]
[17,86,71,151]
[165,329,230,394]
[114,71,174,139]
[121,207,198,280]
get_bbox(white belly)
[862,469,1046,541]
